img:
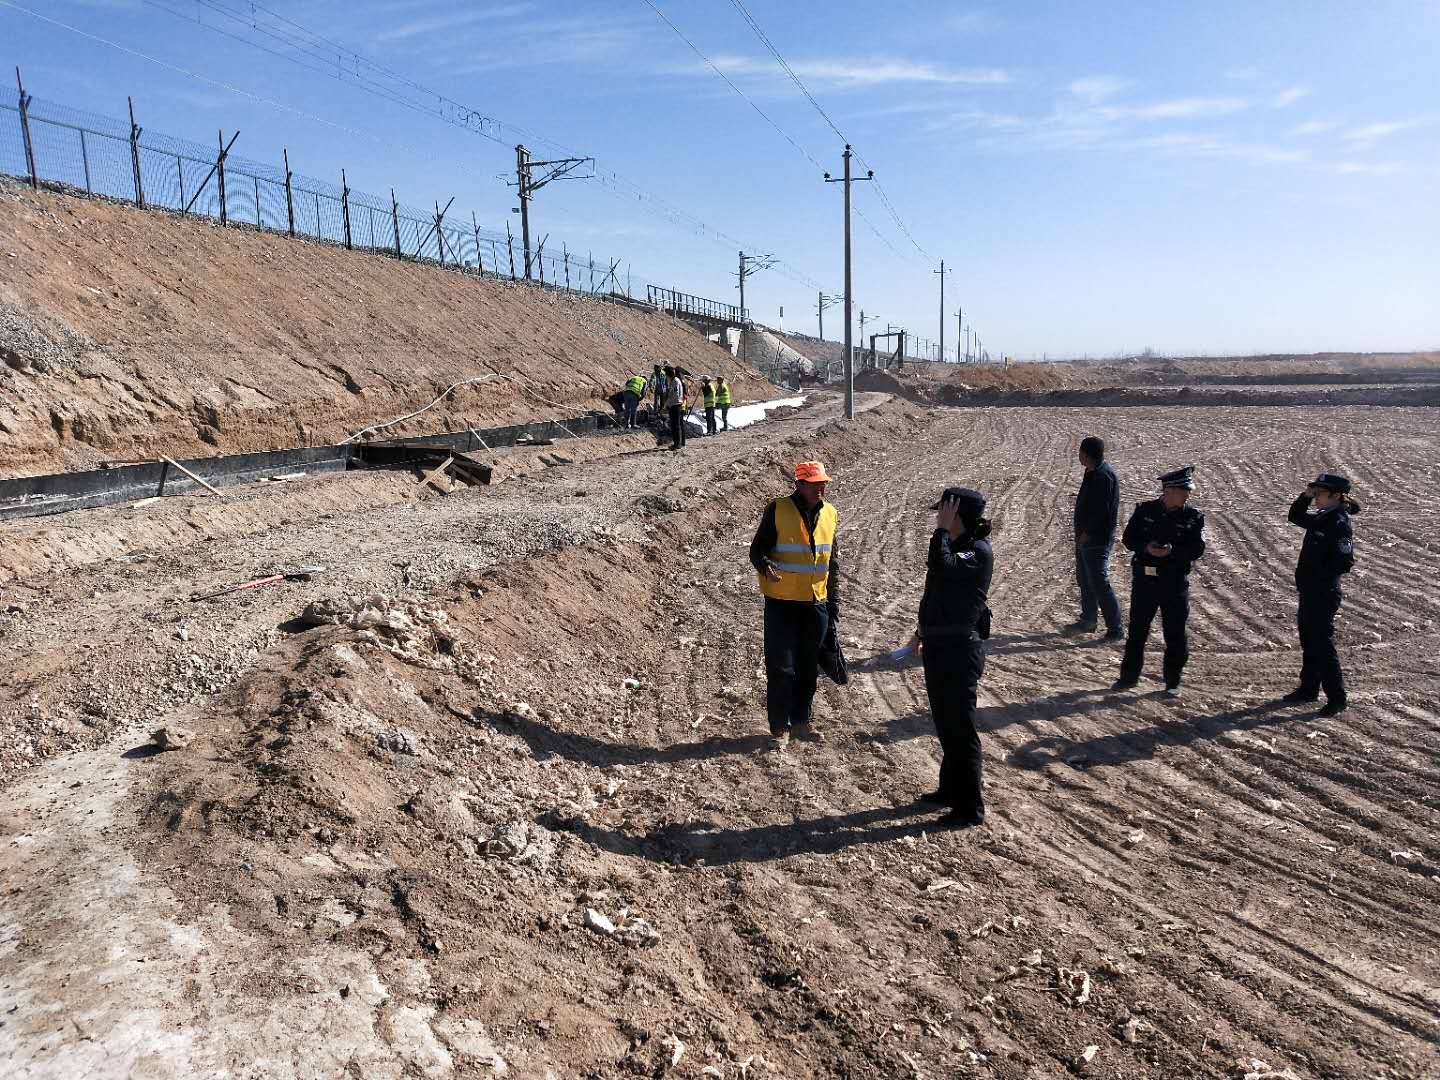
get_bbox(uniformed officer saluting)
[1281,473,1361,716]
[1113,466,1207,697]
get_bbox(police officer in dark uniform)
[1113,467,1206,697]
[1282,473,1361,716]
[908,487,993,828]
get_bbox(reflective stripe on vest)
[758,497,837,603]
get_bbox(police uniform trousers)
[1120,574,1189,687]
[762,598,829,735]
[921,632,986,814]
[1297,585,1345,701]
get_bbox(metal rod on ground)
[159,456,225,498]
[16,69,37,190]
[128,96,144,207]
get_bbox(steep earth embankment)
[0,180,775,474]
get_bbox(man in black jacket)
[1113,467,1206,697]
[1066,436,1123,639]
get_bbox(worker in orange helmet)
[749,461,840,750]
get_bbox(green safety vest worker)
[757,494,838,603]
[701,381,716,407]
[716,381,732,406]
[625,375,648,396]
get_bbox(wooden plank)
[160,456,225,498]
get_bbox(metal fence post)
[216,130,227,225]
[15,69,37,190]
[588,253,595,294]
[390,188,401,258]
[505,220,516,279]
[313,192,320,239]
[472,211,482,275]
[283,149,295,237]
[79,129,91,192]
[128,96,144,207]
[176,157,186,212]
[490,239,500,276]
[253,176,260,225]
[563,244,570,291]
[368,206,376,250]
[341,169,352,249]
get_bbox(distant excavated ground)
[0,180,775,475]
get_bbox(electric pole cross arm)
[511,144,595,281]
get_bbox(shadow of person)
[853,709,932,745]
[554,800,939,866]
[121,743,165,760]
[985,631,1112,656]
[472,705,772,767]
[975,687,1115,736]
[1007,700,1288,772]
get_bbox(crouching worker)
[750,462,840,750]
[909,487,993,828]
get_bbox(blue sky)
[3,0,1437,358]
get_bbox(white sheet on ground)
[721,395,804,430]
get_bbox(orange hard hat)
[794,461,832,483]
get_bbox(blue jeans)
[1076,540,1122,632]
[622,390,640,427]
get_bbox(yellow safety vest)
[702,383,716,406]
[625,375,647,396]
[716,383,732,406]
[758,497,837,602]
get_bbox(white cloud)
[1269,86,1309,109]
[374,4,533,43]
[1342,119,1429,147]
[707,55,1011,89]
[1119,96,1250,120]
[1068,76,1130,103]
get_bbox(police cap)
[1159,466,1196,490]
[1311,472,1351,494]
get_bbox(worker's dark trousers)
[763,598,829,735]
[705,405,717,435]
[622,390,640,428]
[921,632,986,813]
[1120,575,1189,687]
[668,405,685,449]
[720,404,730,430]
[1076,539,1122,633]
[1297,586,1345,702]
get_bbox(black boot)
[1281,686,1319,703]
[1317,698,1348,717]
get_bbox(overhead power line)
[96,0,828,282]
[723,0,935,265]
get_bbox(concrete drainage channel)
[0,395,808,522]
[0,414,605,523]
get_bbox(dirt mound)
[0,180,776,475]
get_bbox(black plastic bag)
[819,620,849,685]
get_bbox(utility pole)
[816,291,841,341]
[512,144,593,281]
[825,145,873,420]
[955,309,963,363]
[934,260,948,365]
[736,251,777,367]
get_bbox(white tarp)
[718,395,804,430]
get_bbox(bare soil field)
[1,390,1436,1078]
[0,181,774,475]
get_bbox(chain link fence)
[1,91,660,299]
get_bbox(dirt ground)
[0,180,773,475]
[1,385,1436,1079]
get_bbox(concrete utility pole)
[934,260,948,364]
[955,309,963,363]
[513,144,592,281]
[736,251,777,367]
[825,145,873,420]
